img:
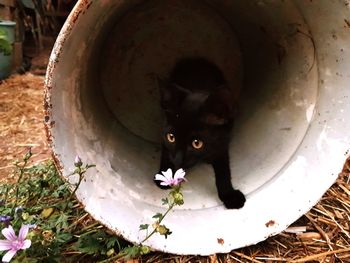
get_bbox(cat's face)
[162,115,231,169]
[160,83,234,170]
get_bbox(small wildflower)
[154,168,186,187]
[0,225,33,262]
[0,216,12,227]
[14,206,23,215]
[74,155,83,167]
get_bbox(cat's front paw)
[220,189,246,209]
[153,177,171,190]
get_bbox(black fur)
[155,58,245,209]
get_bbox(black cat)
[154,58,245,209]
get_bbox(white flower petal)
[160,181,171,186]
[174,168,186,180]
[2,249,17,263]
[162,168,173,180]
[21,239,31,250]
[1,226,17,242]
[0,240,12,251]
[154,173,167,181]
[18,225,29,241]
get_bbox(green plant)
[0,29,12,56]
[102,169,187,262]
[0,150,187,262]
[0,150,124,262]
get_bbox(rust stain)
[71,0,92,24]
[44,1,95,179]
[265,220,275,227]
[51,151,64,176]
[217,238,224,245]
[345,19,350,28]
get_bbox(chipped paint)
[265,220,276,228]
[217,238,224,245]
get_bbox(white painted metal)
[45,0,350,255]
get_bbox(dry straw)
[0,74,349,262]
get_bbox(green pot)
[0,20,16,80]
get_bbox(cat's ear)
[157,76,189,111]
[201,87,236,126]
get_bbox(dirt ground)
[0,54,349,262]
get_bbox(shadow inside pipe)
[79,0,318,209]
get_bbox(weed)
[0,151,186,262]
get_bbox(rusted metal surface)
[44,0,93,175]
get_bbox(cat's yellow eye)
[192,139,204,149]
[166,133,176,143]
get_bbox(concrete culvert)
[44,0,350,255]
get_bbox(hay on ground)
[0,73,349,262]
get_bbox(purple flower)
[155,168,187,187]
[0,225,32,262]
[0,216,12,227]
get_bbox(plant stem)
[12,158,29,211]
[64,167,85,211]
[69,173,84,200]
[140,201,175,244]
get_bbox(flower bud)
[172,191,184,205]
[0,215,12,227]
[106,248,115,257]
[74,155,83,167]
[15,206,24,215]
[140,245,150,255]
[156,225,172,238]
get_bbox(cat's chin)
[220,189,246,209]
[153,178,171,190]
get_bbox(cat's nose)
[171,152,184,169]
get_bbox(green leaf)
[106,236,119,249]
[75,235,103,255]
[51,213,69,232]
[139,224,149,231]
[73,230,120,257]
[55,232,73,243]
[152,213,163,220]
[123,246,142,259]
[161,197,169,205]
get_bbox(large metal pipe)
[44,0,350,255]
